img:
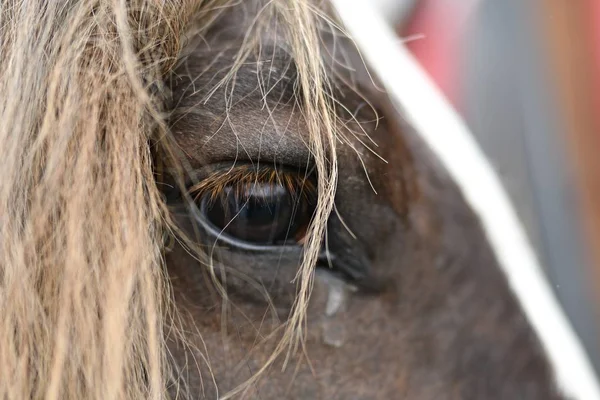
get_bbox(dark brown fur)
[162,6,561,399]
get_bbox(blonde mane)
[0,1,339,398]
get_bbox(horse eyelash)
[187,165,317,204]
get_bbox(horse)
[0,0,593,398]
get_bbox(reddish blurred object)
[541,0,600,280]
[591,0,600,128]
[592,0,600,86]
[399,0,477,110]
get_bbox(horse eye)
[197,173,315,246]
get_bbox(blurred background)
[374,0,600,378]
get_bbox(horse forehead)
[171,24,405,173]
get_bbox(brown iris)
[189,165,316,245]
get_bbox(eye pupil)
[202,180,309,245]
